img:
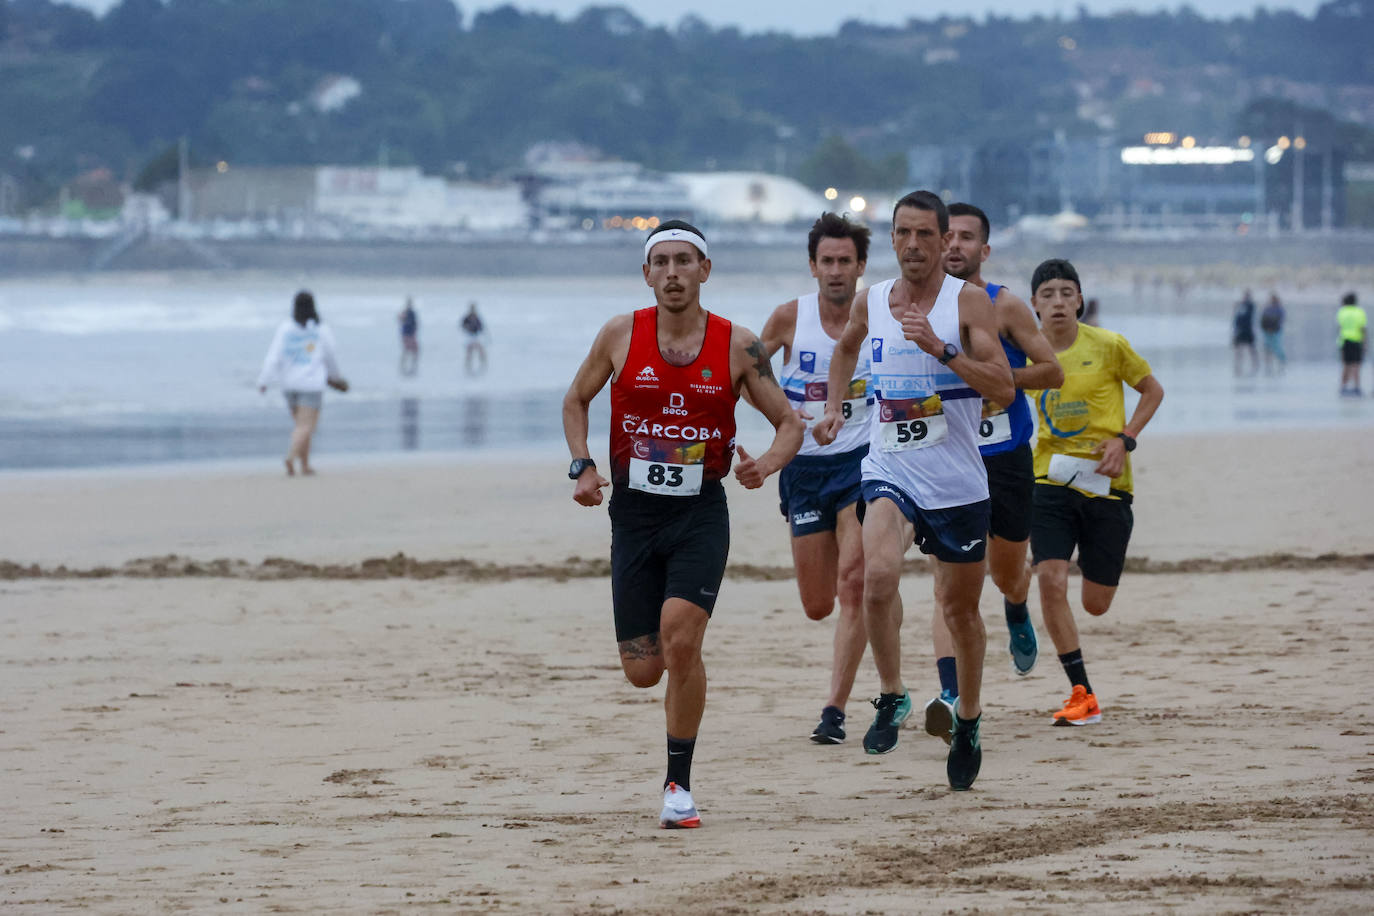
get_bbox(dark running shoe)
[1008,617,1038,676]
[947,711,982,791]
[863,691,911,755]
[810,705,846,744]
[923,689,956,745]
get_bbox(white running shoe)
[659,782,701,829]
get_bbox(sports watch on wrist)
[568,457,597,479]
[938,342,959,365]
[1116,432,1137,452]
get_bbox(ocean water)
[0,271,1369,470]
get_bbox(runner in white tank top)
[813,192,1013,791]
[862,274,987,509]
[758,213,874,746]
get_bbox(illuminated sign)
[1120,147,1256,166]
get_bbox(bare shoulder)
[767,298,800,325]
[994,288,1035,332]
[731,321,765,353]
[760,299,799,352]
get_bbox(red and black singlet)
[609,307,738,496]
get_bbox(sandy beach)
[2,426,1373,913]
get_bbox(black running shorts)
[608,483,730,642]
[983,443,1033,542]
[1030,482,1134,587]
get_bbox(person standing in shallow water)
[461,302,487,375]
[398,297,419,376]
[257,290,347,476]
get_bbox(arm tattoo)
[618,633,661,660]
[745,339,776,384]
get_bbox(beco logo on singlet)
[663,392,688,416]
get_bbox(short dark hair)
[1343,291,1358,306]
[892,190,948,235]
[1031,259,1085,317]
[947,202,990,243]
[293,290,319,326]
[1031,259,1081,296]
[807,211,871,263]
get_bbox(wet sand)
[2,427,1372,912]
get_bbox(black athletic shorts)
[983,443,1033,542]
[777,445,867,537]
[1030,482,1134,587]
[857,479,990,564]
[1342,340,1365,365]
[608,482,730,642]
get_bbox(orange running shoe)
[1051,685,1101,726]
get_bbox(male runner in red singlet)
[562,220,803,828]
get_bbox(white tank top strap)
[780,292,872,457]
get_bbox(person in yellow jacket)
[1338,292,1367,396]
[1026,259,1164,727]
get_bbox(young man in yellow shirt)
[1027,259,1164,726]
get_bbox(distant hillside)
[2,0,1372,217]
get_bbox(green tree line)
[1,0,1371,211]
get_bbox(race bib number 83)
[629,458,703,495]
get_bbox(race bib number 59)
[877,395,947,452]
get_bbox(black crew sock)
[1004,598,1030,626]
[666,734,695,791]
[936,656,958,697]
[1058,649,1092,695]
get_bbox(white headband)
[644,228,708,262]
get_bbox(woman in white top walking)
[257,290,347,476]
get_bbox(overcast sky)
[63,0,1325,35]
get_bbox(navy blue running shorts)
[608,483,730,642]
[857,479,990,564]
[777,445,867,537]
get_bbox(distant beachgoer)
[1081,297,1099,326]
[398,297,419,376]
[461,302,487,375]
[1259,292,1286,376]
[1233,290,1258,377]
[257,290,347,476]
[1338,292,1366,396]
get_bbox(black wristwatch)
[568,457,597,479]
[938,342,959,365]
[1116,432,1137,452]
